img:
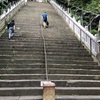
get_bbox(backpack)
[46,21,49,26]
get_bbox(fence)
[0,0,25,36]
[50,0,100,56]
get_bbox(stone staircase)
[0,1,100,100]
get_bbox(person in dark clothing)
[7,20,15,40]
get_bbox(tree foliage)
[58,0,100,14]
[70,0,100,14]
[84,0,100,14]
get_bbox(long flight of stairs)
[0,1,100,100]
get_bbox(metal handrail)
[40,24,48,81]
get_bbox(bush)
[90,29,100,35]
[83,20,88,26]
[76,16,81,21]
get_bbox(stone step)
[0,68,45,74]
[0,64,45,69]
[0,63,97,68]
[56,87,100,95]
[0,43,44,47]
[0,87,100,96]
[0,55,44,60]
[47,57,94,62]
[0,80,100,87]
[45,39,80,42]
[46,44,84,48]
[0,96,42,100]
[0,47,43,50]
[0,40,42,45]
[45,41,82,45]
[0,64,99,69]
[0,74,46,80]
[0,80,41,87]
[0,39,43,43]
[0,51,89,56]
[0,59,44,63]
[0,40,43,43]
[0,47,89,53]
[0,41,43,45]
[0,68,100,75]
[0,55,93,61]
[46,46,85,50]
[52,80,100,87]
[46,45,84,49]
[0,54,43,58]
[0,38,43,42]
[0,46,87,52]
[48,68,100,75]
[48,74,100,80]
[47,64,100,69]
[65,80,100,87]
[0,59,96,65]
[0,54,43,57]
[46,48,89,53]
[0,51,90,57]
[0,41,81,45]
[47,56,93,61]
[0,87,42,96]
[0,62,44,65]
[0,95,100,100]
[0,74,100,80]
[47,60,97,65]
[56,95,100,100]
[0,51,44,55]
[47,52,91,57]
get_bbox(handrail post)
[42,81,55,100]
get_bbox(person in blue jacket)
[42,12,49,28]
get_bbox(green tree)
[69,0,99,14]
[84,0,100,14]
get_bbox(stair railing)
[50,0,100,56]
[0,0,25,36]
[40,24,49,81]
